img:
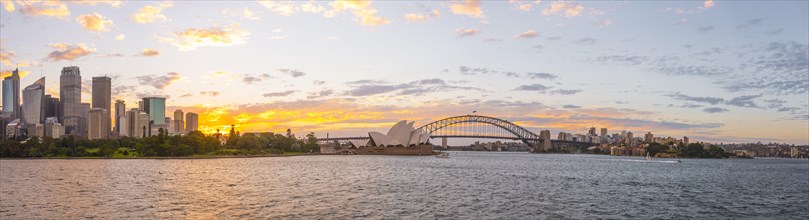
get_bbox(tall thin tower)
[92,76,111,139]
[60,66,82,135]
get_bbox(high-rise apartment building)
[600,128,607,137]
[43,94,60,119]
[173,109,184,134]
[142,97,166,136]
[185,112,198,132]
[588,127,596,136]
[644,132,653,143]
[2,68,21,120]
[60,66,82,135]
[87,108,108,140]
[114,100,125,135]
[137,112,149,138]
[79,103,90,137]
[626,131,634,146]
[22,77,45,125]
[126,109,140,138]
[87,109,104,139]
[92,76,111,139]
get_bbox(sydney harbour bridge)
[316,115,596,151]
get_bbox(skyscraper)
[43,94,60,119]
[588,127,596,136]
[137,112,149,138]
[126,108,139,138]
[118,114,127,137]
[114,100,125,135]
[185,112,198,132]
[142,97,166,125]
[644,132,653,143]
[626,131,634,146]
[79,103,90,137]
[21,77,45,125]
[87,108,108,140]
[2,68,21,120]
[92,76,111,139]
[683,136,689,145]
[60,66,81,135]
[600,128,607,137]
[173,109,184,134]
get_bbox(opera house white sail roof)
[363,120,430,147]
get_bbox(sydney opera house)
[331,120,436,155]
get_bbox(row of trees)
[646,142,729,158]
[223,128,320,154]
[0,128,320,157]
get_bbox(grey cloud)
[263,90,296,97]
[344,78,483,97]
[765,28,784,36]
[724,41,808,95]
[514,84,551,91]
[697,26,714,33]
[667,93,725,105]
[574,37,597,45]
[545,36,562,40]
[136,72,181,89]
[277,68,306,77]
[725,94,761,108]
[459,66,496,75]
[703,107,729,113]
[595,55,648,65]
[652,64,731,76]
[549,89,582,95]
[242,73,272,85]
[778,107,800,112]
[313,80,326,86]
[347,85,406,96]
[525,72,558,80]
[346,79,388,85]
[306,89,333,99]
[562,104,581,109]
[737,18,763,29]
[459,66,558,79]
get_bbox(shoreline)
[0,153,324,160]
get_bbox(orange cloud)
[76,12,113,32]
[330,0,390,27]
[131,2,172,24]
[703,0,715,9]
[223,6,260,20]
[139,48,160,56]
[115,34,125,40]
[2,1,14,12]
[449,0,484,18]
[9,0,71,18]
[404,10,440,22]
[72,0,123,8]
[158,23,250,51]
[514,30,539,39]
[0,70,29,78]
[455,28,480,38]
[542,1,583,17]
[46,43,96,61]
[1,50,15,66]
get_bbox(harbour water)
[1,152,808,219]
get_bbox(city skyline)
[1,1,807,144]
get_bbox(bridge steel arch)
[416,115,544,147]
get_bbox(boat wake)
[620,159,681,163]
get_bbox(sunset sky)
[1,0,807,144]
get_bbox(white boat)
[645,152,652,161]
[436,152,449,158]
